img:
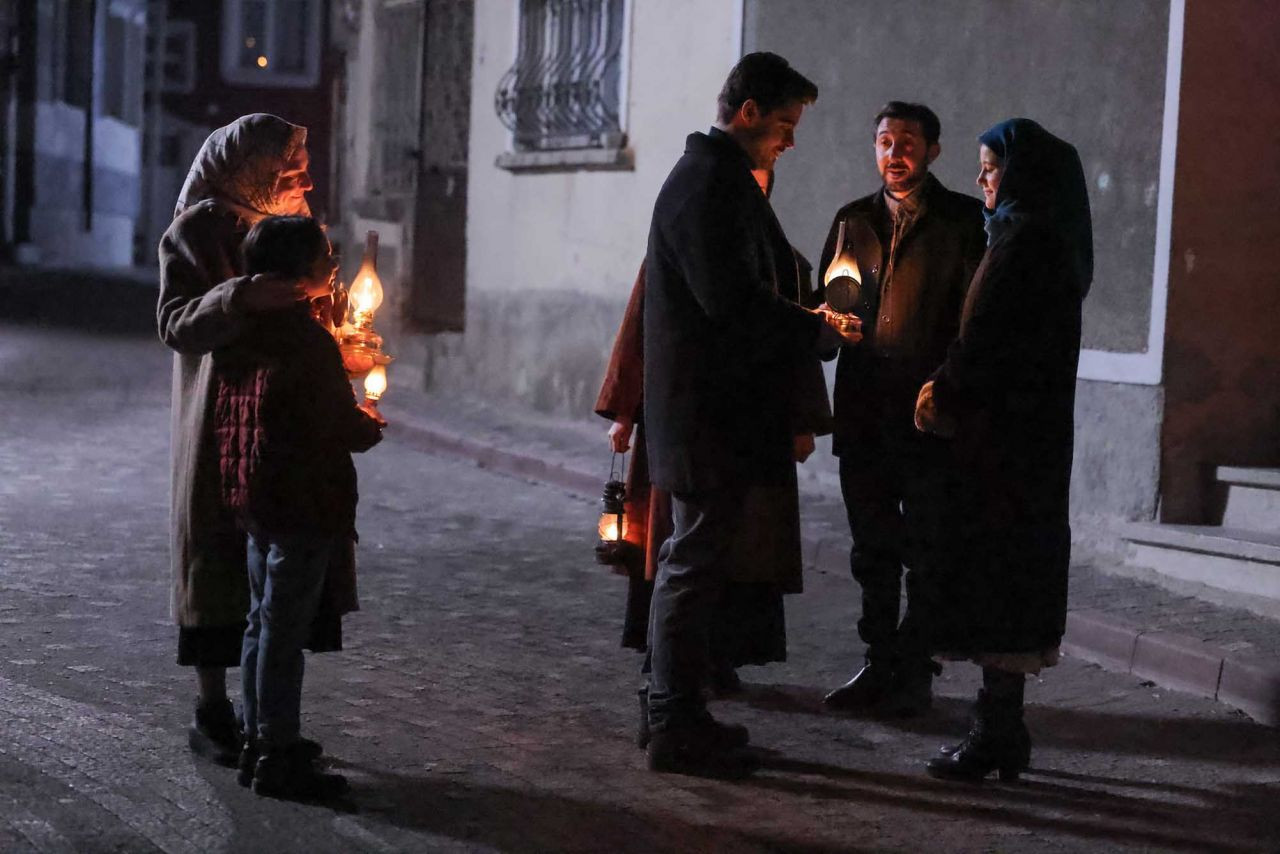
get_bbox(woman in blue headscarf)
[914,118,1092,782]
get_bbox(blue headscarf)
[979,118,1093,297]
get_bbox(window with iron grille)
[494,0,627,152]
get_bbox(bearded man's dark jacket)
[818,173,986,455]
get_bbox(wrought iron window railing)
[494,0,626,152]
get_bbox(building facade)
[407,0,744,412]
[4,0,148,267]
[336,0,1278,606]
[139,0,336,258]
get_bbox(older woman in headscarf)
[157,114,328,765]
[914,118,1092,782]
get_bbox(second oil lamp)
[339,230,394,403]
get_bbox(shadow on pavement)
[732,681,1280,767]
[748,755,1279,853]
[0,267,159,336]
[344,767,863,854]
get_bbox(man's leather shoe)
[646,728,756,779]
[637,690,748,751]
[823,662,892,711]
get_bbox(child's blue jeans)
[241,531,334,749]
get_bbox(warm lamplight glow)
[598,513,625,542]
[349,271,383,318]
[824,219,862,286]
[256,55,269,68]
[825,253,861,286]
[363,364,387,401]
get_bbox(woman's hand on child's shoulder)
[237,274,307,312]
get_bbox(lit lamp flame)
[349,271,383,326]
[825,255,861,286]
[595,474,633,567]
[363,364,387,405]
[597,514,625,543]
[823,219,863,315]
[339,230,394,382]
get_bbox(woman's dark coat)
[928,119,1092,655]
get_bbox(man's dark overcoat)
[644,129,823,494]
[817,174,986,456]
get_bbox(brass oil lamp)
[824,219,863,321]
[339,230,394,400]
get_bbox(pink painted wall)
[1160,0,1280,522]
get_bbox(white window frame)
[220,0,323,89]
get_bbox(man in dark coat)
[643,52,858,777]
[818,102,987,717]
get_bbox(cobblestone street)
[1,321,1278,853]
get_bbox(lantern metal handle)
[608,450,626,482]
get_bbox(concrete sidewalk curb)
[386,410,1280,728]
[389,419,600,498]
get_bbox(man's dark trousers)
[839,370,952,673]
[646,487,741,730]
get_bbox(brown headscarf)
[174,113,309,223]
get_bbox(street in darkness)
[0,318,1278,853]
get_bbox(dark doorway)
[408,0,472,333]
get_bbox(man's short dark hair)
[874,101,941,147]
[716,52,818,124]
[242,215,328,278]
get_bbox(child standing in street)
[212,215,385,800]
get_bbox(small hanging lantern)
[595,453,635,566]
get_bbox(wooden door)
[407,0,472,332]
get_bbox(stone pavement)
[382,384,1280,725]
[0,320,1279,852]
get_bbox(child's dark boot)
[252,743,348,801]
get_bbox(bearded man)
[818,102,986,717]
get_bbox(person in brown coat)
[157,114,345,765]
[595,167,833,748]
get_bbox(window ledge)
[496,146,634,173]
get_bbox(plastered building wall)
[416,0,742,414]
